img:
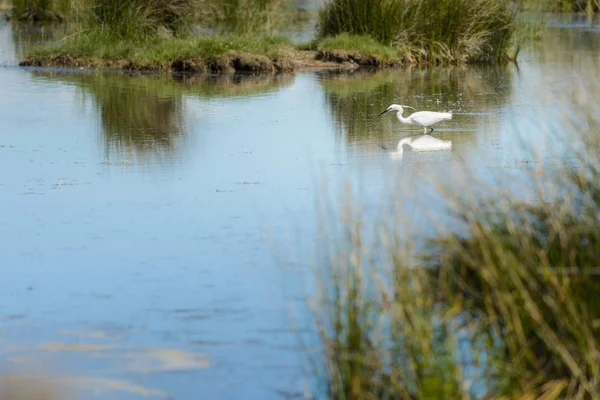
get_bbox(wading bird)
[377,104,452,133]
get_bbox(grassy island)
[20,33,408,73]
[15,0,523,74]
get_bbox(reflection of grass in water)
[29,71,293,161]
[308,74,600,398]
[319,69,398,96]
[320,66,512,145]
[69,74,187,160]
[172,73,294,98]
[0,342,209,398]
[32,69,294,99]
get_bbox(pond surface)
[0,12,599,400]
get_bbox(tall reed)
[89,0,209,39]
[12,0,214,37]
[317,0,518,64]
[11,0,71,22]
[212,0,292,35]
[12,0,301,38]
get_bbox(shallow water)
[1,13,599,399]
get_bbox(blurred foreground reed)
[308,73,600,399]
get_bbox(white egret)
[377,104,452,133]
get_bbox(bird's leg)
[423,126,427,134]
[429,127,434,134]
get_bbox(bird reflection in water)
[387,134,452,159]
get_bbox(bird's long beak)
[377,109,390,117]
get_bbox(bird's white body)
[378,104,452,133]
[400,110,452,131]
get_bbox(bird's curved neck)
[396,111,411,125]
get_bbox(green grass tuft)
[87,0,206,39]
[317,0,519,64]
[21,32,295,72]
[317,33,398,61]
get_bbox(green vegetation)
[87,0,208,39]
[16,0,526,71]
[317,0,519,64]
[21,33,297,73]
[315,33,401,66]
[318,34,396,59]
[309,75,600,398]
[9,0,301,33]
[20,31,413,72]
[15,0,328,73]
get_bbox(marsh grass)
[212,0,294,35]
[22,30,406,72]
[21,33,296,72]
[15,0,317,72]
[89,0,210,39]
[10,0,209,31]
[317,0,518,64]
[10,0,304,37]
[309,74,600,398]
[317,34,399,61]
